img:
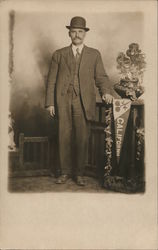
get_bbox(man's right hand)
[46,106,55,117]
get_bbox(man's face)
[69,28,86,46]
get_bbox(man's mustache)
[73,37,82,40]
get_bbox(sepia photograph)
[0,0,157,249]
[8,9,146,193]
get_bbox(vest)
[68,49,82,96]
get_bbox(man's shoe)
[76,176,86,186]
[55,175,69,184]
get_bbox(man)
[45,16,113,186]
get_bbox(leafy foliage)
[116,43,146,84]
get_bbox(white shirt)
[71,43,84,57]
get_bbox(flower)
[126,43,141,58]
[116,43,146,84]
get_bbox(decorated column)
[103,43,146,193]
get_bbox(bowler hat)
[66,16,90,32]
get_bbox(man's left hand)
[102,94,113,104]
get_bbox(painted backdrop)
[10,11,144,144]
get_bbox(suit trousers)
[58,87,88,176]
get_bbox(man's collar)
[71,43,84,54]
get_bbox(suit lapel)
[61,45,73,75]
[79,45,90,75]
[61,45,90,76]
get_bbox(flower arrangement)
[104,106,113,177]
[136,128,144,161]
[114,43,146,100]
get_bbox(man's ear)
[68,31,70,37]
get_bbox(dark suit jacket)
[45,45,111,121]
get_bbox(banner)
[113,99,132,163]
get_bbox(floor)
[8,175,109,193]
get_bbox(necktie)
[75,48,80,61]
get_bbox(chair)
[16,133,50,177]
